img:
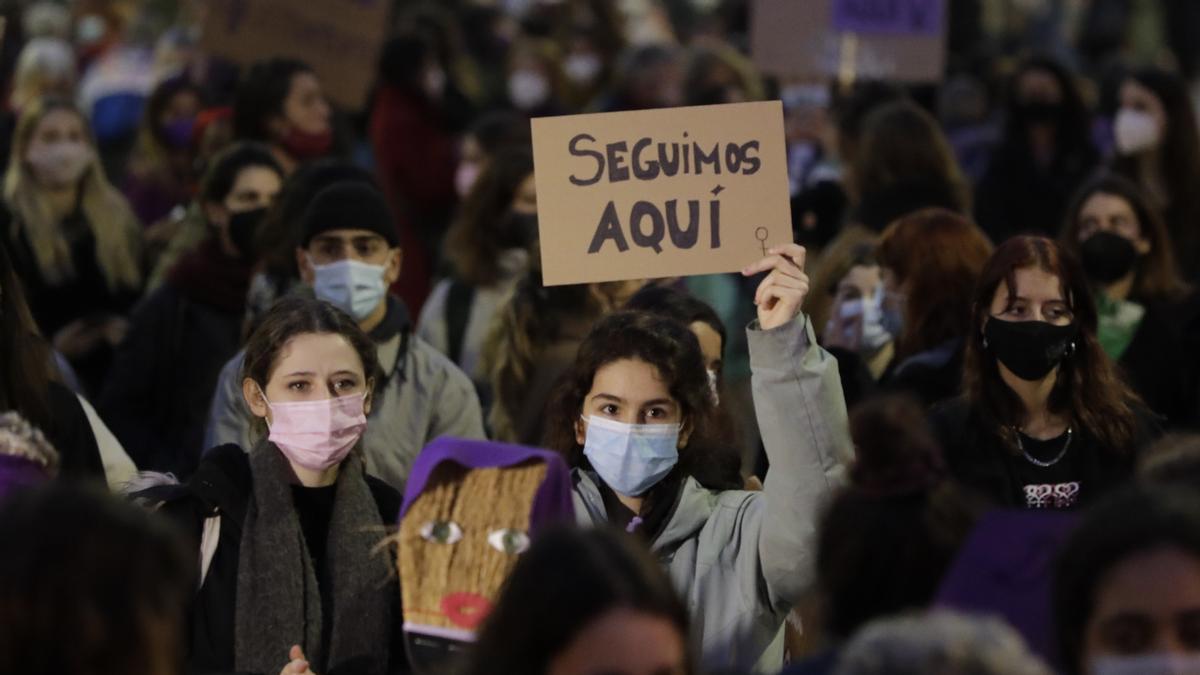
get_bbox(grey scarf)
[234,442,392,674]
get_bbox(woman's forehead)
[271,332,363,378]
[999,267,1066,302]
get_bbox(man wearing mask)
[101,142,285,477]
[204,180,486,491]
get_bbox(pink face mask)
[261,391,368,471]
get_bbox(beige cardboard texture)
[532,101,792,286]
[751,0,946,83]
[200,0,388,109]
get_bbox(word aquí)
[566,132,761,255]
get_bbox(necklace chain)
[1016,427,1073,468]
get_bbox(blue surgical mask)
[310,258,388,321]
[581,415,680,497]
[1092,653,1200,675]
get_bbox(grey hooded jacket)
[572,315,851,673]
[202,329,485,493]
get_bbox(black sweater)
[929,397,1157,510]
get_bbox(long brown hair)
[0,242,54,432]
[963,236,1141,453]
[444,147,534,287]
[878,209,994,359]
[3,98,142,291]
[1060,173,1191,303]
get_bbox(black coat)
[929,397,1156,510]
[1116,298,1200,430]
[142,445,406,675]
[99,283,244,476]
[42,381,106,480]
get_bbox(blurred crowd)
[3,1,1200,674]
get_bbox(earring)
[1066,341,1076,357]
[982,337,989,350]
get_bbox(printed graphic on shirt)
[1023,481,1080,509]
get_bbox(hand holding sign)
[742,244,809,331]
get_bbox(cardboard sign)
[832,0,944,36]
[531,102,792,287]
[199,0,389,109]
[751,0,946,83]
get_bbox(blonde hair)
[10,38,75,111]
[4,99,143,291]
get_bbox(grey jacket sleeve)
[202,351,253,452]
[747,314,851,613]
[413,339,486,443]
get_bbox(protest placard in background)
[751,0,946,83]
[200,0,389,109]
[531,101,792,287]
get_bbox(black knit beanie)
[300,181,400,247]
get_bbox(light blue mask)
[311,258,388,321]
[582,415,680,497]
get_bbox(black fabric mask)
[985,317,1077,382]
[1080,231,1138,284]
[1017,100,1063,126]
[227,207,269,259]
[497,211,539,249]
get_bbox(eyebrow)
[283,371,316,378]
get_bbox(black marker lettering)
[740,141,761,175]
[657,142,680,177]
[694,143,720,174]
[724,143,743,174]
[631,137,660,180]
[587,202,630,253]
[709,199,721,248]
[568,133,604,187]
[665,199,700,249]
[630,201,665,254]
[606,141,630,182]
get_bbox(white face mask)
[26,140,91,188]
[563,53,603,85]
[1114,107,1162,155]
[1091,653,1200,675]
[508,70,550,111]
[310,258,388,321]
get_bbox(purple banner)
[831,0,944,36]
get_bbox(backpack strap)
[444,279,475,366]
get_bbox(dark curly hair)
[542,311,715,475]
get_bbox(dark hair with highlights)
[963,236,1141,453]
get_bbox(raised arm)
[743,244,852,612]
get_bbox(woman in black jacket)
[142,296,402,674]
[931,236,1155,510]
[0,240,104,481]
[1060,174,1200,430]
